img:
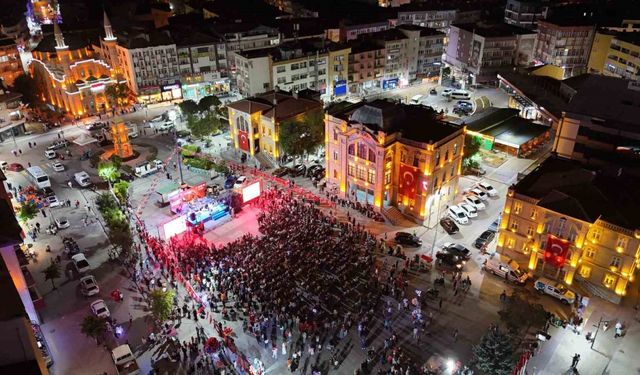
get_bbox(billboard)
[162,215,187,240]
[383,78,399,90]
[242,181,261,203]
[333,80,347,96]
[543,235,571,268]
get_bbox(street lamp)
[430,187,443,256]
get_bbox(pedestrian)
[272,343,278,359]
[614,321,623,338]
[452,328,459,342]
[18,149,22,155]
[28,142,32,148]
[438,297,443,310]
[41,209,47,218]
[500,290,507,302]
[68,181,73,188]
[571,353,580,368]
[35,222,41,233]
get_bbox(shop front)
[161,83,183,102]
[182,79,231,103]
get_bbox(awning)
[73,132,98,146]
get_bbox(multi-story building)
[115,29,180,102]
[0,88,27,142]
[368,28,410,89]
[552,74,640,167]
[397,24,445,81]
[215,22,280,70]
[0,38,23,87]
[338,18,391,43]
[497,157,640,304]
[29,23,123,117]
[325,99,465,226]
[233,39,350,101]
[396,4,458,33]
[347,40,386,94]
[0,10,30,49]
[587,30,640,80]
[227,89,322,160]
[504,0,548,30]
[534,17,595,79]
[446,22,536,84]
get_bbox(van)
[448,205,469,225]
[534,277,576,305]
[450,90,471,100]
[483,256,529,285]
[410,95,423,104]
[74,171,92,187]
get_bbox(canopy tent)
[73,132,98,146]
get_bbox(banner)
[399,164,420,200]
[543,235,570,268]
[238,130,250,152]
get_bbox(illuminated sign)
[242,181,261,203]
[90,83,105,93]
[162,215,187,239]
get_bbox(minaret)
[54,22,67,49]
[103,11,116,42]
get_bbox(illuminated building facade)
[27,0,61,34]
[497,157,640,304]
[0,38,24,87]
[325,100,464,226]
[227,90,322,160]
[29,19,124,117]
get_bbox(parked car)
[47,140,69,150]
[474,230,496,249]
[483,256,529,285]
[80,275,100,297]
[234,175,247,188]
[441,242,471,261]
[54,216,70,229]
[464,195,485,210]
[435,251,465,269]
[447,205,469,225]
[45,150,57,159]
[469,188,488,201]
[72,253,91,274]
[272,167,290,177]
[224,175,237,189]
[394,232,422,247]
[459,203,477,218]
[429,88,438,95]
[534,278,576,305]
[306,164,323,177]
[7,162,24,172]
[467,166,486,176]
[489,218,500,232]
[441,88,453,97]
[439,217,459,235]
[478,182,498,197]
[90,299,111,318]
[51,161,65,172]
[46,195,62,208]
[290,164,306,177]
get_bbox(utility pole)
[590,316,608,350]
[430,187,442,256]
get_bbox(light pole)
[430,187,442,256]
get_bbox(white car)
[464,195,486,210]
[469,188,488,201]
[52,161,65,172]
[478,182,498,197]
[80,275,100,297]
[45,150,57,159]
[47,195,62,208]
[90,299,110,318]
[54,216,70,229]
[234,175,247,188]
[442,88,453,97]
[460,203,478,218]
[71,253,91,274]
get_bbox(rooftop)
[498,70,568,120]
[227,90,322,121]
[514,157,640,230]
[348,39,385,54]
[452,22,536,37]
[236,38,345,61]
[455,108,549,147]
[117,29,174,49]
[367,28,409,42]
[330,99,460,144]
[396,24,445,37]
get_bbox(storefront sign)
[382,78,399,90]
[333,80,347,96]
[543,235,570,268]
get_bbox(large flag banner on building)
[543,235,570,267]
[399,164,420,200]
[238,131,250,152]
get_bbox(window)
[526,226,534,236]
[356,166,367,180]
[276,66,285,73]
[384,170,391,185]
[348,164,356,177]
[616,236,628,251]
[510,221,519,232]
[333,169,338,178]
[591,228,602,241]
[579,265,592,279]
[556,217,567,236]
[531,209,537,220]
[358,143,367,158]
[507,238,515,248]
[333,129,338,141]
[611,256,622,269]
[333,151,338,160]
[453,143,458,156]
[277,77,286,84]
[290,63,299,70]
[435,150,440,165]
[368,149,376,163]
[348,144,355,155]
[367,169,376,183]
[584,247,596,259]
[513,202,522,215]
[400,152,406,163]
[413,154,420,167]
[603,273,616,288]
[544,221,552,233]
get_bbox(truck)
[112,344,140,375]
[156,181,181,206]
[134,159,164,177]
[74,171,92,187]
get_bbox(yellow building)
[497,157,640,304]
[587,30,640,80]
[325,99,465,226]
[227,90,323,161]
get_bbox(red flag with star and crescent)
[238,131,250,151]
[399,164,420,200]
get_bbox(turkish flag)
[238,130,250,152]
[399,164,419,200]
[543,235,570,268]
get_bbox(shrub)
[183,157,214,170]
[181,144,200,157]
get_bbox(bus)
[27,166,51,189]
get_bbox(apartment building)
[396,24,445,81]
[0,38,23,87]
[504,0,548,30]
[233,39,350,102]
[396,4,458,33]
[227,90,322,159]
[588,30,640,80]
[325,99,464,226]
[497,157,640,304]
[338,19,391,43]
[534,17,595,79]
[215,22,280,68]
[347,40,386,94]
[368,28,410,89]
[446,23,536,84]
[115,29,180,102]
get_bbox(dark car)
[290,164,306,177]
[429,88,438,95]
[224,175,237,189]
[120,172,135,182]
[306,164,323,177]
[435,251,465,269]
[474,230,496,249]
[41,187,55,197]
[439,217,459,235]
[272,167,290,177]
[394,232,422,247]
[441,242,471,260]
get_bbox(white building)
[397,24,445,81]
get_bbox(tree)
[80,315,108,345]
[105,83,131,109]
[302,110,325,156]
[19,202,38,222]
[10,74,38,106]
[473,326,515,375]
[96,192,119,213]
[463,135,482,163]
[42,261,61,290]
[108,228,134,257]
[499,293,547,332]
[186,112,221,139]
[279,120,309,160]
[113,181,129,204]
[179,100,199,116]
[97,161,120,186]
[198,95,222,113]
[148,288,175,324]
[442,66,452,79]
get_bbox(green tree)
[473,327,515,375]
[105,83,131,109]
[464,135,482,162]
[198,95,222,113]
[42,260,61,290]
[19,202,38,222]
[10,74,38,106]
[148,288,175,324]
[186,112,221,139]
[80,315,108,345]
[303,110,325,156]
[96,192,119,213]
[279,120,308,160]
[499,292,547,332]
[113,181,129,204]
[179,100,199,116]
[108,228,133,256]
[97,161,120,186]
[442,66,451,79]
